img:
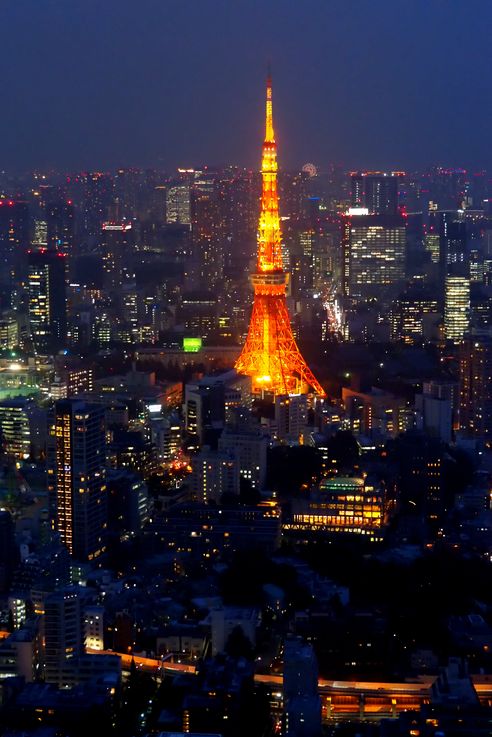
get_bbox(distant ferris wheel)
[302,162,318,178]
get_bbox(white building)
[210,606,259,656]
[218,428,268,490]
[190,447,239,503]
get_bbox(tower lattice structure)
[235,77,325,398]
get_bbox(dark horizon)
[1,0,492,174]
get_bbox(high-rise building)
[390,290,440,344]
[190,446,239,503]
[166,184,192,225]
[46,200,75,257]
[180,291,218,339]
[191,178,224,286]
[218,427,268,490]
[437,212,468,277]
[283,639,322,737]
[184,380,226,445]
[275,394,308,443]
[444,275,470,342]
[43,588,83,685]
[350,171,401,215]
[0,398,35,459]
[32,219,48,248]
[415,380,455,443]
[0,200,29,298]
[235,77,324,397]
[342,212,406,303]
[47,400,107,561]
[0,313,18,350]
[424,232,441,264]
[101,221,133,289]
[460,335,492,438]
[27,249,67,354]
[342,386,413,440]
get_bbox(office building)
[444,275,470,342]
[27,249,67,354]
[47,400,107,561]
[283,639,322,737]
[43,588,84,685]
[390,290,440,343]
[106,469,149,534]
[84,605,104,651]
[275,394,308,443]
[101,221,133,289]
[0,397,35,459]
[0,620,41,682]
[342,386,413,440]
[289,477,384,537]
[438,212,468,275]
[151,416,182,462]
[460,335,492,438]
[0,313,18,350]
[0,200,29,293]
[184,380,226,445]
[166,184,192,225]
[415,380,457,443]
[151,503,280,555]
[342,212,406,303]
[424,232,441,264]
[180,291,218,339]
[190,447,239,503]
[218,427,268,490]
[46,200,74,257]
[350,171,401,215]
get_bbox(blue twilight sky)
[0,0,491,173]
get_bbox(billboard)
[183,337,202,353]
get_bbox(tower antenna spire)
[265,66,274,144]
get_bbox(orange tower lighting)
[235,76,325,398]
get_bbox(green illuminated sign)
[183,337,202,353]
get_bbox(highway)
[86,648,492,718]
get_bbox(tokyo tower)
[235,77,325,398]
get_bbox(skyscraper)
[166,184,192,225]
[459,335,492,438]
[0,200,29,298]
[27,249,67,354]
[342,211,407,303]
[444,275,470,342]
[101,221,133,289]
[46,200,75,257]
[350,171,401,215]
[44,588,83,685]
[47,400,107,561]
[235,77,324,398]
[0,398,34,459]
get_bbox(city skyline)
[2,1,492,172]
[2,4,492,735]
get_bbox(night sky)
[1,0,492,173]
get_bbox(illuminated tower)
[235,78,325,397]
